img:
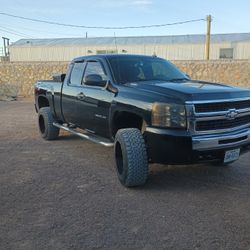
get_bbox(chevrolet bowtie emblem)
[225,109,239,120]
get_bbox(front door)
[76,60,113,137]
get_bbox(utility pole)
[2,37,10,57]
[205,15,212,60]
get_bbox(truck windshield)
[108,56,189,84]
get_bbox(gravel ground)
[0,100,250,250]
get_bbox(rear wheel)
[114,128,148,187]
[38,107,59,140]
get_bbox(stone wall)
[0,62,68,98]
[0,60,249,98]
[175,60,250,89]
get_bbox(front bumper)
[192,127,250,151]
[144,127,250,164]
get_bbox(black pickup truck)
[35,54,250,187]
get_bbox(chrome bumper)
[192,128,250,151]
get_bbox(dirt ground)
[0,100,250,250]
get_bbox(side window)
[69,62,86,85]
[84,61,107,81]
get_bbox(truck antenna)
[114,32,118,53]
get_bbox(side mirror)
[84,74,107,87]
[53,73,66,82]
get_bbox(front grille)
[196,115,250,131]
[195,99,250,113]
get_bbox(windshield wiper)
[168,78,189,82]
[124,78,189,84]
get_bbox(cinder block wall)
[0,60,249,97]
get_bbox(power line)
[0,24,90,37]
[1,23,88,37]
[0,12,206,30]
[0,27,34,38]
[0,25,35,38]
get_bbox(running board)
[53,122,114,147]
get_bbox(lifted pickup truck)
[35,54,250,187]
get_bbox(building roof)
[11,33,250,47]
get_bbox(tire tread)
[115,128,148,187]
[38,107,59,140]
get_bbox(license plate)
[224,148,240,163]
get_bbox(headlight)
[152,102,186,128]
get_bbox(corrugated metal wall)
[9,41,250,61]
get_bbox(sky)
[0,0,250,50]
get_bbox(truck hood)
[125,80,250,102]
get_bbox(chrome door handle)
[77,92,85,100]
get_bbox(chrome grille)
[196,115,250,131]
[195,99,250,113]
[186,98,250,134]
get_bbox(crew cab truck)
[35,54,250,187]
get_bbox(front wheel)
[114,128,148,187]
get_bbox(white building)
[9,33,250,61]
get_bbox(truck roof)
[72,54,158,62]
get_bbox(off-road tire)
[38,107,59,140]
[114,128,148,187]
